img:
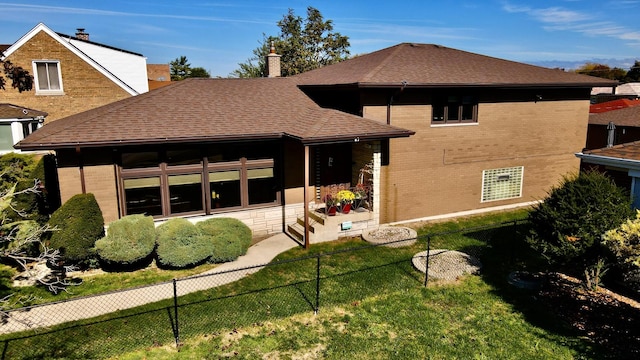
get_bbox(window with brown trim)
[432,95,478,124]
[120,144,279,218]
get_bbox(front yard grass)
[1,209,607,359]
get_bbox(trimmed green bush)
[95,215,156,270]
[196,218,252,263]
[155,218,214,269]
[47,193,104,266]
[527,171,634,269]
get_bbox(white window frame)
[0,119,43,154]
[481,166,524,202]
[32,60,64,95]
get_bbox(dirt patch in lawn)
[537,272,640,359]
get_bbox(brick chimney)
[265,41,281,78]
[75,28,89,41]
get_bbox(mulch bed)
[536,273,640,359]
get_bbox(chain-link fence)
[0,219,527,359]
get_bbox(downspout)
[76,146,86,194]
[386,80,408,124]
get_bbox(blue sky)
[1,0,640,77]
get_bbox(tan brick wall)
[84,165,119,223]
[57,166,82,205]
[3,31,131,122]
[372,100,590,223]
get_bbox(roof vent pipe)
[607,121,616,148]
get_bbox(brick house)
[16,43,614,245]
[1,23,148,123]
[0,104,47,154]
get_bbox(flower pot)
[342,203,351,214]
[327,205,337,216]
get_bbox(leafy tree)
[574,63,626,81]
[624,60,640,82]
[188,67,210,78]
[231,6,350,78]
[169,55,191,81]
[0,51,34,92]
[527,171,634,270]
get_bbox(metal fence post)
[424,236,431,287]
[173,279,180,347]
[314,255,321,314]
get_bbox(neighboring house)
[147,64,172,91]
[15,43,614,245]
[1,23,148,123]
[0,104,46,154]
[590,99,640,114]
[585,105,640,150]
[576,142,640,208]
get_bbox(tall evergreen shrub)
[47,193,104,265]
[527,171,634,269]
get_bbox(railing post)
[173,279,180,347]
[315,255,321,314]
[424,236,431,287]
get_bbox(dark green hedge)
[94,214,156,271]
[196,218,252,263]
[47,193,104,265]
[527,171,634,269]
[155,218,214,269]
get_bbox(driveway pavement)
[1,233,298,334]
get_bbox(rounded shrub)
[47,193,104,266]
[95,214,156,271]
[196,218,252,263]
[155,218,214,269]
[602,211,640,294]
[527,171,634,269]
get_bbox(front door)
[315,144,352,202]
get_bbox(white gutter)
[575,152,640,172]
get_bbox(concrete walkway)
[1,233,299,335]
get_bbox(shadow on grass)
[461,223,609,358]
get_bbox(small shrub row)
[94,216,252,270]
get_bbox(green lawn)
[1,210,605,359]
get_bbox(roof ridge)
[361,43,405,83]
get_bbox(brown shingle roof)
[589,105,640,126]
[15,78,413,150]
[294,43,617,88]
[583,141,640,162]
[0,104,47,119]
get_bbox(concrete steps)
[286,208,375,244]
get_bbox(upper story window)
[432,95,477,125]
[33,61,63,94]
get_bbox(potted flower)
[324,194,339,216]
[336,190,355,214]
[353,184,368,209]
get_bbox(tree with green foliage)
[624,60,640,82]
[169,55,191,81]
[527,171,634,270]
[575,63,626,81]
[0,51,34,92]
[188,67,210,78]
[231,6,350,78]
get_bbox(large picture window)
[481,166,523,202]
[432,95,477,124]
[33,61,63,94]
[120,144,279,217]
